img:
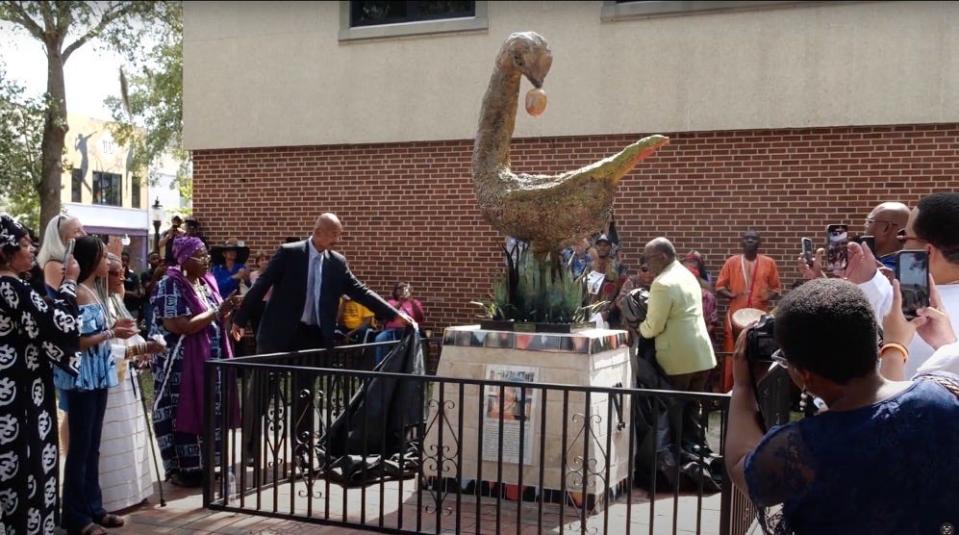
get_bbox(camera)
[743,314,821,427]
[620,287,650,325]
[745,314,778,362]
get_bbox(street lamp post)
[151,198,164,254]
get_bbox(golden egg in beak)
[525,88,547,117]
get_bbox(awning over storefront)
[63,202,149,236]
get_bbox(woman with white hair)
[37,214,86,297]
[36,215,85,458]
[98,254,162,512]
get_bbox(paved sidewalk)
[54,483,363,535]
[52,477,725,535]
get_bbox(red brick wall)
[193,123,959,333]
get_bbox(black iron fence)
[203,340,753,534]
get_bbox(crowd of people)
[560,195,959,531]
[0,210,423,535]
[1,189,958,533]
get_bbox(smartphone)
[896,250,930,320]
[801,237,814,266]
[851,234,876,253]
[825,224,849,275]
[63,238,75,264]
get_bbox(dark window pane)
[71,169,83,203]
[419,1,473,16]
[350,0,474,27]
[131,176,141,208]
[92,171,122,206]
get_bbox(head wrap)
[173,236,205,266]
[685,250,703,263]
[0,214,27,251]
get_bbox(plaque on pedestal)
[423,325,633,511]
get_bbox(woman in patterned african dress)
[0,214,81,535]
[149,237,239,487]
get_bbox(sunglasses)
[865,218,897,228]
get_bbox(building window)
[350,1,475,27]
[92,171,122,206]
[71,169,83,203]
[131,175,141,209]
[339,0,487,42]
[601,1,804,22]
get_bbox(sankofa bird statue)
[472,32,669,256]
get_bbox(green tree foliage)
[0,66,44,229]
[0,1,171,233]
[106,2,189,204]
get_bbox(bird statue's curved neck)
[473,62,522,182]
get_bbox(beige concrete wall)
[183,1,959,150]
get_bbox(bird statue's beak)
[527,51,553,89]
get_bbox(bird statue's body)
[472,32,669,256]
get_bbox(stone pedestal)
[423,325,632,509]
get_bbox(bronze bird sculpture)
[472,32,669,256]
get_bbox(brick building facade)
[193,123,959,333]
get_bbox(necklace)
[192,279,214,311]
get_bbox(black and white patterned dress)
[0,276,80,535]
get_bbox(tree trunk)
[39,47,68,235]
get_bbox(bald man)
[232,214,411,456]
[639,238,717,453]
[233,213,409,353]
[864,201,910,269]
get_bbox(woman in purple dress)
[148,237,239,487]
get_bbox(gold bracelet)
[880,342,909,362]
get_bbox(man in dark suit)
[231,213,411,453]
[232,213,410,351]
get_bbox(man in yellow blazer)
[639,237,717,451]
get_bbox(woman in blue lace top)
[53,237,138,535]
[725,279,959,535]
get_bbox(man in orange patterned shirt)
[716,230,782,390]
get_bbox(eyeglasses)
[770,348,789,369]
[639,266,649,273]
[896,229,926,244]
[865,218,897,228]
[189,253,211,262]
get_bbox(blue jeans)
[374,329,403,365]
[61,388,109,530]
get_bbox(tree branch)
[38,1,54,34]
[0,1,45,39]
[62,2,138,61]
[54,1,72,40]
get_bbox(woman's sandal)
[69,523,107,535]
[98,514,125,528]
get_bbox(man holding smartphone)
[890,193,959,377]
[826,193,959,379]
